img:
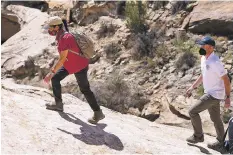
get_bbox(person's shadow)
[57,112,124,151]
[187,143,211,154]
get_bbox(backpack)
[69,31,95,59]
[60,31,96,59]
[223,117,233,153]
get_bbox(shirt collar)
[206,52,215,61]
[56,29,65,41]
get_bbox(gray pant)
[189,94,224,141]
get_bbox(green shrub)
[150,1,169,10]
[125,1,147,33]
[196,85,204,97]
[91,73,148,113]
[171,1,190,14]
[103,43,121,60]
[96,22,117,39]
[175,51,197,71]
[131,33,151,60]
[131,32,169,61]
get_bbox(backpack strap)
[68,49,85,58]
[223,126,229,142]
[58,31,69,41]
[59,31,85,58]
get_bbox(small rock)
[162,66,168,71]
[216,43,226,53]
[157,74,162,80]
[6,74,12,78]
[138,77,149,85]
[227,40,233,46]
[178,72,184,78]
[226,59,233,64]
[169,67,176,73]
[69,22,74,27]
[225,64,232,70]
[180,74,193,83]
[120,60,129,65]
[153,82,160,89]
[124,70,133,75]
[149,76,157,82]
[165,28,175,38]
[105,67,114,74]
[165,83,174,89]
[153,89,160,94]
[128,107,141,116]
[146,90,153,96]
[228,45,233,51]
[115,57,122,66]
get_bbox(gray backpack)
[69,31,95,59]
[223,117,233,153]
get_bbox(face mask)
[48,30,57,36]
[199,48,206,55]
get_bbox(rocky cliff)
[2,79,220,154]
[1,1,233,153]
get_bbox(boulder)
[182,1,233,35]
[1,10,20,43]
[1,5,55,79]
[1,79,220,154]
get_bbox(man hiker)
[43,16,105,124]
[185,36,231,149]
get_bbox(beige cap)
[48,16,63,26]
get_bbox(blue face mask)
[199,48,206,55]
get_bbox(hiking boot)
[88,110,105,124]
[207,140,223,150]
[46,102,63,112]
[186,135,204,143]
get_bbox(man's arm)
[191,74,203,89]
[52,50,68,73]
[221,74,231,98]
[186,74,203,97]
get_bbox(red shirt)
[56,30,89,74]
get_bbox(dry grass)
[96,22,117,39]
[103,43,121,60]
[212,36,228,42]
[223,51,233,62]
[91,72,148,113]
[196,85,204,97]
[175,51,197,72]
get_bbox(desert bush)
[174,38,198,71]
[196,85,204,97]
[149,1,169,10]
[91,72,148,113]
[125,1,147,33]
[131,33,152,60]
[96,22,117,39]
[223,51,233,63]
[155,44,169,58]
[173,39,199,54]
[171,1,190,14]
[131,28,170,61]
[103,43,121,60]
[175,51,197,71]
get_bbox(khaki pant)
[189,94,224,141]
